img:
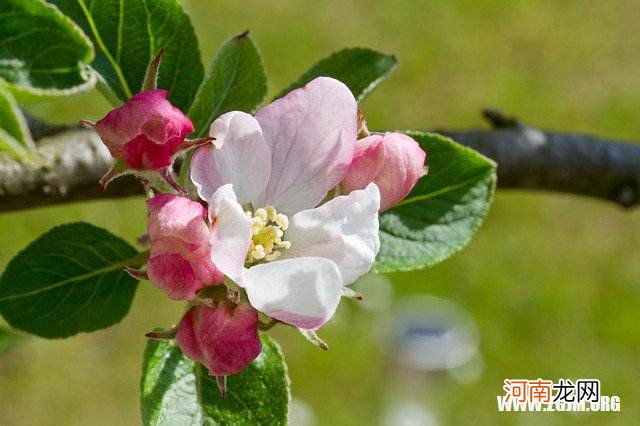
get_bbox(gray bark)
[0,129,139,213]
[438,110,640,208]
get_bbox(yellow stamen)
[251,244,266,260]
[254,208,268,221]
[275,213,289,230]
[245,206,291,265]
[265,206,277,221]
[265,251,281,262]
[277,240,291,250]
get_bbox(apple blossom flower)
[341,132,426,212]
[190,77,381,330]
[175,301,262,377]
[146,194,223,300]
[94,89,194,170]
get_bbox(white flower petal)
[207,184,236,217]
[191,111,271,205]
[255,77,357,213]
[208,184,252,284]
[282,183,380,285]
[244,257,343,329]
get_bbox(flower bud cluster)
[87,61,262,385]
[85,69,427,394]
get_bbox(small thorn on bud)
[227,288,241,304]
[100,162,128,191]
[158,168,187,195]
[357,109,369,138]
[215,376,227,399]
[137,233,151,246]
[145,328,177,340]
[124,267,148,281]
[193,297,215,308]
[298,328,329,351]
[142,48,164,91]
[80,119,95,129]
[177,136,216,154]
[342,286,364,301]
[258,318,279,331]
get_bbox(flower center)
[245,206,291,265]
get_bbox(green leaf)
[141,334,289,426]
[373,131,497,273]
[50,0,204,110]
[0,327,25,354]
[275,47,398,102]
[0,87,35,158]
[0,222,144,338]
[188,32,267,137]
[0,0,95,98]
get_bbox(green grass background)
[1,0,639,424]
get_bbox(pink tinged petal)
[341,135,385,194]
[146,194,222,300]
[175,303,262,376]
[255,77,358,213]
[124,134,175,169]
[244,257,343,329]
[133,90,194,143]
[207,183,238,216]
[208,185,252,283]
[96,91,172,155]
[376,133,426,211]
[147,253,203,300]
[147,194,210,257]
[190,256,224,286]
[95,89,194,170]
[191,112,271,204]
[149,236,207,261]
[174,306,204,360]
[283,183,380,285]
[141,117,170,144]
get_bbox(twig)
[437,109,640,208]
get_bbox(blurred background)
[1,0,639,424]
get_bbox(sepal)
[298,328,329,351]
[123,267,148,281]
[99,161,131,190]
[142,49,164,92]
[342,286,364,300]
[145,327,178,340]
[215,376,227,400]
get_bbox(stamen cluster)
[245,206,291,264]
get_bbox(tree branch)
[437,109,640,208]
[0,129,141,213]
[0,110,638,213]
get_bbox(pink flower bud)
[175,302,262,377]
[341,132,426,211]
[147,194,223,300]
[95,89,194,170]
